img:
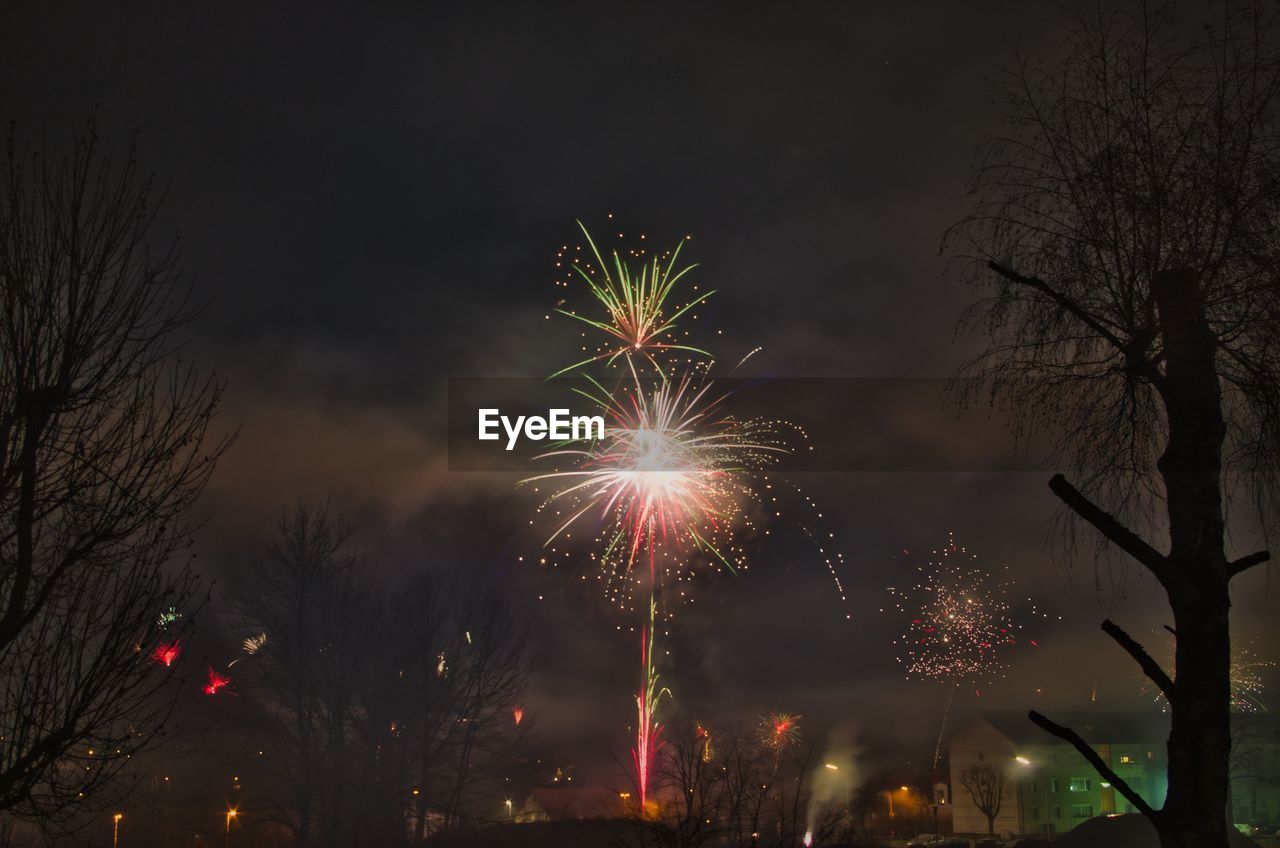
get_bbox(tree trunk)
[1152,269,1231,848]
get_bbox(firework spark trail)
[229,632,267,667]
[633,596,670,810]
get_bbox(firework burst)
[1143,633,1275,713]
[757,711,802,752]
[550,221,713,379]
[203,666,231,696]
[886,533,1021,688]
[523,368,787,614]
[151,642,181,668]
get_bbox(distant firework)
[885,533,1025,688]
[1144,633,1275,713]
[757,711,802,752]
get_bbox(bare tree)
[0,122,230,829]
[227,505,372,848]
[642,721,729,848]
[228,509,529,846]
[437,587,528,829]
[943,4,1280,846]
[959,766,1004,836]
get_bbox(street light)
[112,812,123,848]
[225,807,238,848]
[619,792,631,816]
[504,798,512,821]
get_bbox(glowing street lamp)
[504,799,512,821]
[225,807,238,848]
[112,812,123,848]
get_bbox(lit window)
[1071,804,1093,818]
[1049,779,1060,793]
[1069,778,1092,792]
[1119,755,1135,764]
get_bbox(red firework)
[203,666,231,696]
[151,642,180,667]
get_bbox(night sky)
[3,1,1275,781]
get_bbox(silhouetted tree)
[959,765,1004,835]
[944,3,1280,846]
[0,122,230,831]
[228,507,528,846]
[227,506,372,848]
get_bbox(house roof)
[970,711,1170,746]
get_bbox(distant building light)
[1016,756,1031,765]
[824,763,839,770]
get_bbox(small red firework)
[203,666,231,696]
[757,711,801,751]
[512,706,524,726]
[152,642,181,667]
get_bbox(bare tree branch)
[1028,710,1156,819]
[1048,474,1169,576]
[1228,549,1270,578]
[1102,619,1174,698]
